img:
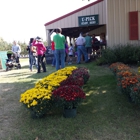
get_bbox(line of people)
[51,28,92,70]
[26,28,106,72]
[51,30,107,68]
[76,32,107,63]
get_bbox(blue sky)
[0,0,96,43]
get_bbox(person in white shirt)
[75,33,88,64]
[12,40,21,63]
[68,43,74,64]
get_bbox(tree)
[0,37,28,54]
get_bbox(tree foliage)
[0,37,48,55]
[0,37,28,54]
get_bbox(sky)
[0,0,96,44]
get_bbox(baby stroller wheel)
[18,64,21,69]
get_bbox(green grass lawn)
[0,59,140,140]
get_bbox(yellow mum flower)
[20,66,78,111]
[30,100,38,106]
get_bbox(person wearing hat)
[85,32,92,61]
[32,37,47,73]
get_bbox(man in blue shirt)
[75,33,88,64]
[12,40,21,63]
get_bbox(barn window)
[129,11,139,40]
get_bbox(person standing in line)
[75,33,88,64]
[85,33,92,61]
[99,34,107,56]
[65,41,69,62]
[12,40,21,65]
[53,28,65,71]
[26,42,31,69]
[32,37,47,73]
[92,34,99,57]
[51,41,56,67]
[29,38,38,72]
[100,34,107,45]
[68,43,74,64]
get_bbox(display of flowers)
[110,62,130,76]
[110,62,140,105]
[52,85,86,109]
[118,76,139,95]
[20,66,89,118]
[72,67,90,84]
[35,66,77,89]
[130,83,140,104]
[60,75,84,87]
[116,70,136,82]
[20,88,52,118]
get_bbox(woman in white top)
[68,43,74,64]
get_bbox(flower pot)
[63,108,77,118]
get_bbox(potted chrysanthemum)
[72,67,90,84]
[52,85,86,118]
[130,83,140,105]
[60,75,84,87]
[20,87,52,118]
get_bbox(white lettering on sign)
[90,17,95,20]
[79,15,98,26]
[85,17,89,21]
[81,22,88,25]
[81,16,95,22]
[90,21,96,24]
[82,18,84,21]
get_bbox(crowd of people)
[11,28,106,73]
[51,28,106,68]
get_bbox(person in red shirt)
[32,37,46,73]
[51,41,56,67]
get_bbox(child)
[68,43,74,64]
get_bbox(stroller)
[5,50,21,71]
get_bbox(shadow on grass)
[81,74,140,117]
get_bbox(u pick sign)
[78,15,99,26]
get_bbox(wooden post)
[46,29,51,46]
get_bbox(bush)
[97,44,140,65]
[110,62,140,105]
[130,83,140,104]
